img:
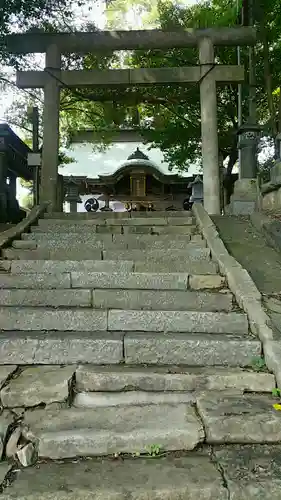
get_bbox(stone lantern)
[64,176,82,213]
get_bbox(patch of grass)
[272,388,281,398]
[251,356,267,372]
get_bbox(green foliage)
[251,356,267,372]
[3,0,281,178]
[272,388,281,398]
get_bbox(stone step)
[37,216,195,228]
[2,248,103,261]
[0,307,247,333]
[75,390,197,408]
[103,246,210,261]
[75,365,274,393]
[0,272,72,289]
[0,331,123,364]
[70,271,188,290]
[0,288,233,311]
[0,454,230,500]
[0,331,259,366]
[32,224,197,235]
[0,365,274,410]
[43,210,193,219]
[133,260,218,274]
[91,289,233,311]
[9,259,134,274]
[3,245,212,263]
[0,271,225,291]
[9,247,211,270]
[0,307,107,331]
[22,233,202,250]
[196,393,281,444]
[23,404,204,458]
[107,309,248,334]
[124,333,260,366]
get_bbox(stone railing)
[0,202,49,249]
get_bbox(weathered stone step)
[0,289,92,307]
[74,390,196,408]
[0,331,260,366]
[75,365,274,393]
[33,224,197,235]
[37,216,195,228]
[0,331,123,364]
[2,247,103,261]
[43,210,193,219]
[1,365,274,410]
[9,259,134,274]
[103,246,210,261]
[91,289,232,311]
[23,404,204,458]
[124,333,260,366]
[0,271,224,291]
[197,393,281,443]
[0,288,233,311]
[71,271,189,290]
[107,309,248,333]
[0,307,248,333]
[0,272,72,289]
[0,454,229,500]
[22,233,202,250]
[133,260,218,273]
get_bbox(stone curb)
[0,203,49,250]
[250,211,281,254]
[192,203,279,382]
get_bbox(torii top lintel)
[5,27,256,54]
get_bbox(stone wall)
[261,162,281,211]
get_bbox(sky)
[0,0,201,202]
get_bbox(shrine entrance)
[5,27,256,214]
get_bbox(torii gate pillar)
[199,38,220,215]
[41,44,61,212]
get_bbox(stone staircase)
[0,209,280,498]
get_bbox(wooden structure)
[0,124,32,223]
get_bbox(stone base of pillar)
[227,178,257,215]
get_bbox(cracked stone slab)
[24,404,204,458]
[197,393,281,443]
[0,366,17,389]
[0,411,14,458]
[0,462,12,485]
[109,310,248,334]
[1,366,75,408]
[213,444,281,499]
[0,454,228,500]
[75,365,275,393]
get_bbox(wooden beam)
[6,28,256,54]
[17,65,244,89]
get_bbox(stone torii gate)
[5,28,256,214]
